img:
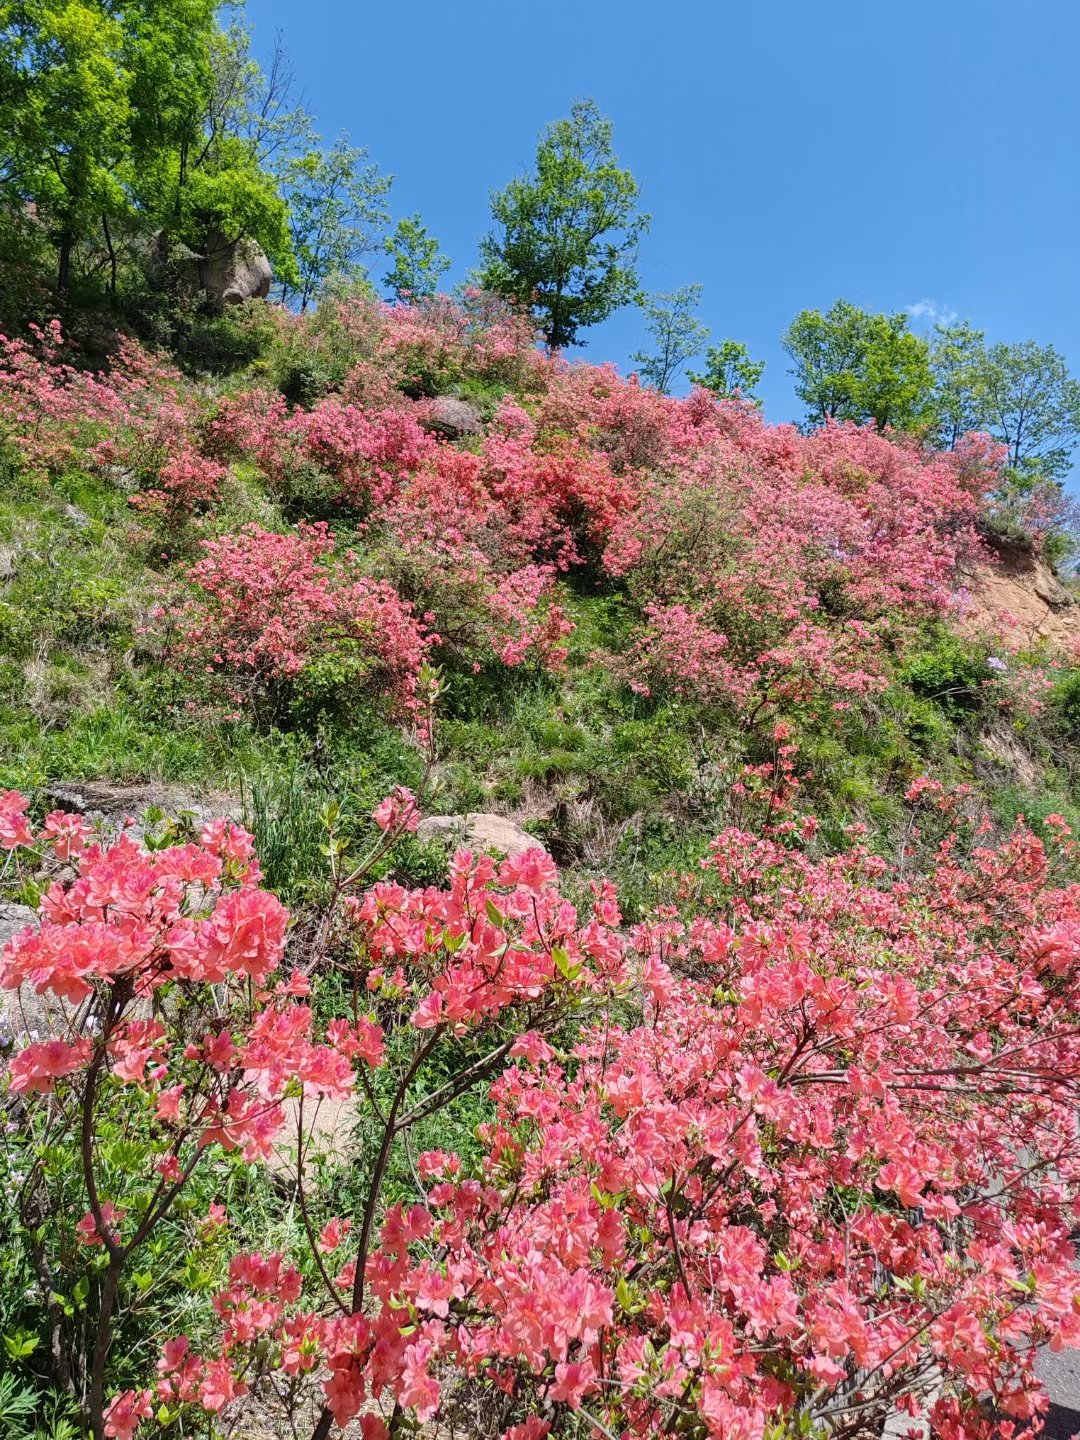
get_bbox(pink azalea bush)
[153,794,1080,1440]
[160,522,430,722]
[196,336,1005,726]
[0,322,224,528]
[3,296,1028,728]
[7,779,1080,1440]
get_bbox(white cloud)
[906,298,957,329]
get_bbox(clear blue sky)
[247,0,1080,459]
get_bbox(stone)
[44,780,242,827]
[196,229,272,307]
[416,812,549,859]
[267,1095,358,1180]
[424,396,483,439]
[63,503,91,530]
[1034,560,1074,608]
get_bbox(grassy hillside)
[4,292,1080,1440]
[1,294,1078,915]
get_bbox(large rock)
[268,1095,358,1181]
[417,812,549,860]
[195,230,272,306]
[424,396,483,439]
[0,902,61,1044]
[153,228,272,307]
[44,781,242,832]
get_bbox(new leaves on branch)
[383,214,451,302]
[783,298,934,432]
[479,99,649,351]
[631,283,709,394]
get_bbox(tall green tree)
[974,339,1080,482]
[928,326,1080,482]
[630,283,708,393]
[277,135,391,311]
[928,321,987,449]
[783,299,934,432]
[687,338,766,402]
[0,0,296,291]
[478,99,648,351]
[383,213,450,301]
[0,0,135,289]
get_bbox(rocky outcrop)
[151,229,272,307]
[43,781,242,832]
[967,538,1078,647]
[423,396,483,439]
[195,230,272,306]
[417,812,549,859]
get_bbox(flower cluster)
[162,522,430,719]
[0,323,223,525]
[147,799,1080,1440]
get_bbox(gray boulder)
[417,812,549,860]
[195,230,272,306]
[44,781,242,833]
[0,902,60,1043]
[153,228,272,307]
[424,396,483,439]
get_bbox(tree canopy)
[687,338,766,402]
[383,214,450,301]
[783,299,934,432]
[630,284,709,394]
[478,99,648,351]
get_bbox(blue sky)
[248,0,1080,454]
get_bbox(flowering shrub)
[6,784,1071,1440]
[378,288,543,396]
[7,764,1080,1440]
[0,787,596,1440]
[161,522,430,722]
[251,396,437,511]
[0,322,223,527]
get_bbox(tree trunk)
[57,231,74,293]
[101,215,117,296]
[87,1262,120,1440]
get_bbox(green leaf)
[3,1329,40,1360]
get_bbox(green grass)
[3,437,1080,927]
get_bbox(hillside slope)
[1,296,1079,917]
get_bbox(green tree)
[975,340,1080,482]
[928,326,1080,481]
[0,0,296,293]
[156,19,299,278]
[383,213,450,301]
[478,99,648,351]
[0,0,135,290]
[277,135,392,311]
[630,283,708,393]
[928,321,987,448]
[783,299,933,432]
[687,338,766,402]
